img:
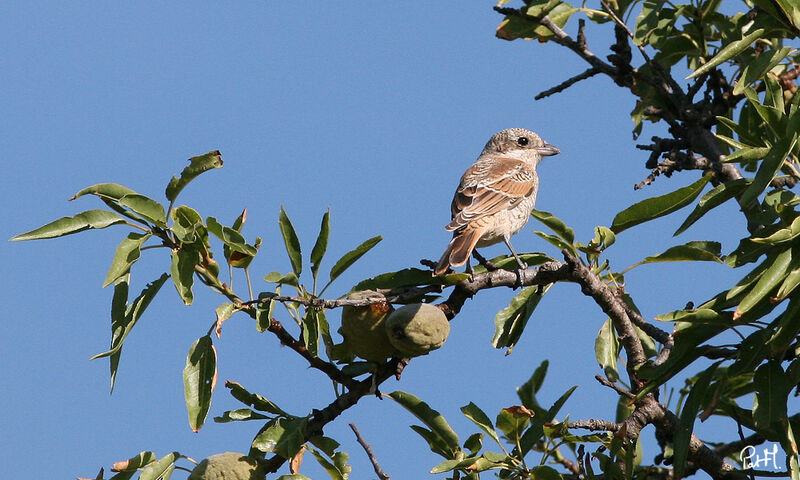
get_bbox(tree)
[10,1,800,479]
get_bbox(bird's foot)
[472,251,498,272]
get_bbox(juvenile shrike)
[434,128,559,276]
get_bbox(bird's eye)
[517,137,529,146]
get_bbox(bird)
[434,127,560,276]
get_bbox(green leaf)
[686,27,766,79]
[263,271,300,287]
[492,284,552,352]
[171,206,205,243]
[740,134,799,207]
[207,217,258,255]
[753,361,789,430]
[595,319,621,382]
[461,402,501,446]
[767,294,800,353]
[70,182,138,202]
[611,175,711,234]
[329,235,382,283]
[387,391,460,456]
[139,452,180,480]
[91,273,169,362]
[463,432,483,456]
[214,408,271,423]
[517,360,548,413]
[496,406,532,440]
[183,335,217,432]
[531,210,575,243]
[275,475,313,480]
[110,451,157,472]
[251,417,309,459]
[533,230,576,254]
[753,215,800,245]
[496,2,577,42]
[736,246,794,316]
[302,308,320,358]
[308,445,350,480]
[529,465,563,480]
[628,241,723,271]
[118,194,167,226]
[655,308,730,324]
[107,276,129,394]
[103,232,151,287]
[674,179,751,235]
[673,363,719,479]
[310,210,330,284]
[519,385,577,455]
[278,206,303,276]
[733,46,792,95]
[10,209,125,241]
[170,247,200,305]
[409,425,457,459]
[225,380,291,417]
[165,150,223,203]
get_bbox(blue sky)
[2,2,759,479]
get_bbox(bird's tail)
[434,227,483,275]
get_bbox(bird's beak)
[537,143,560,157]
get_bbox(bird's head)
[481,127,560,159]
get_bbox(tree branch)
[350,423,391,480]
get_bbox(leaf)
[496,2,577,41]
[170,247,200,305]
[533,230,576,254]
[673,363,719,479]
[10,209,125,241]
[387,391,460,457]
[214,303,236,338]
[302,308,320,358]
[531,210,575,243]
[686,27,766,79]
[674,178,751,235]
[70,182,138,202]
[91,273,169,361]
[739,134,799,207]
[103,233,151,287]
[310,210,330,283]
[595,319,621,382]
[278,207,303,276]
[111,451,156,472]
[165,150,223,202]
[628,241,723,271]
[767,294,800,353]
[118,194,167,226]
[138,452,180,480]
[733,46,792,95]
[214,408,271,423]
[224,380,291,417]
[517,360,548,413]
[461,402,501,446]
[496,406,533,440]
[308,446,350,480]
[611,175,711,234]
[107,275,129,393]
[171,206,205,243]
[329,235,382,283]
[519,385,577,455]
[206,217,258,256]
[655,308,730,324]
[735,246,794,317]
[529,465,563,480]
[492,284,552,352]
[183,335,217,432]
[263,271,300,287]
[753,215,800,245]
[252,417,309,459]
[753,361,789,430]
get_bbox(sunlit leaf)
[171,247,200,305]
[118,194,167,226]
[461,402,501,445]
[183,335,217,432]
[310,210,330,284]
[138,452,180,480]
[531,209,575,243]
[492,284,552,352]
[10,209,125,241]
[674,179,750,235]
[225,380,292,417]
[103,232,151,287]
[595,319,620,382]
[70,183,138,202]
[387,391,460,456]
[252,417,309,459]
[739,134,798,207]
[611,175,711,234]
[165,150,223,203]
[329,235,382,283]
[673,363,719,479]
[687,28,766,79]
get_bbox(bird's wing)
[446,157,537,231]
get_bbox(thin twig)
[349,423,391,480]
[535,67,601,100]
[568,419,621,432]
[595,374,636,399]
